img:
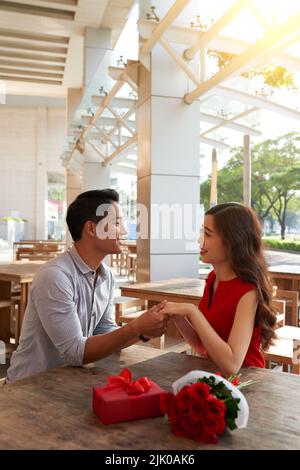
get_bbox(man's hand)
[133,301,170,338]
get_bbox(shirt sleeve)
[93,271,118,335]
[31,266,87,366]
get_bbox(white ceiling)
[0,0,134,97]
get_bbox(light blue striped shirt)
[6,246,117,383]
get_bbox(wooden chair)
[264,299,300,374]
[271,299,286,328]
[264,336,300,374]
[116,251,129,276]
[0,299,19,346]
[276,289,299,326]
[127,253,137,283]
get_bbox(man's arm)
[33,268,168,365]
[84,304,167,363]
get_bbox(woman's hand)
[159,302,197,318]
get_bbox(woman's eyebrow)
[204,226,214,233]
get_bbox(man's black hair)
[66,189,119,241]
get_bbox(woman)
[160,202,277,376]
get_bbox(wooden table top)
[269,265,300,276]
[121,278,205,305]
[1,344,300,450]
[0,261,45,283]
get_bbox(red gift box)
[93,368,165,424]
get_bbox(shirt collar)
[68,245,107,279]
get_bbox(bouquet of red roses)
[160,371,256,444]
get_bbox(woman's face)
[198,214,228,265]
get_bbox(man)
[6,189,168,383]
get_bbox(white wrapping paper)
[172,370,249,429]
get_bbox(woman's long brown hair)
[206,202,276,350]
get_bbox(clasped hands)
[137,301,195,339]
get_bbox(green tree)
[200,133,300,239]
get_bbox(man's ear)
[84,220,96,238]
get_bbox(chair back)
[276,289,299,326]
[271,299,285,328]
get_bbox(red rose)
[177,408,193,437]
[203,414,226,436]
[207,394,226,419]
[189,382,211,401]
[188,398,207,421]
[175,385,191,410]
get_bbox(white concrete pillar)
[66,170,82,247]
[35,107,48,240]
[137,1,200,282]
[81,27,112,192]
[82,145,111,191]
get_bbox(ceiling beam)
[200,136,230,149]
[82,78,124,139]
[184,0,246,60]
[0,1,76,20]
[92,95,136,109]
[0,67,63,79]
[103,135,137,166]
[0,59,64,72]
[215,85,300,120]
[0,40,67,56]
[140,0,191,55]
[184,11,300,103]
[0,50,65,64]
[138,20,300,72]
[0,74,62,84]
[0,28,69,46]
[200,108,261,137]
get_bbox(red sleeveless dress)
[199,270,265,368]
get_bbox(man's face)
[94,202,127,254]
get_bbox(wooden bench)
[14,241,66,261]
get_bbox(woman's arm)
[160,290,258,376]
[173,316,207,355]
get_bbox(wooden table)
[120,278,205,306]
[1,344,300,450]
[0,261,44,342]
[269,264,300,292]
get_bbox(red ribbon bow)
[106,368,152,395]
